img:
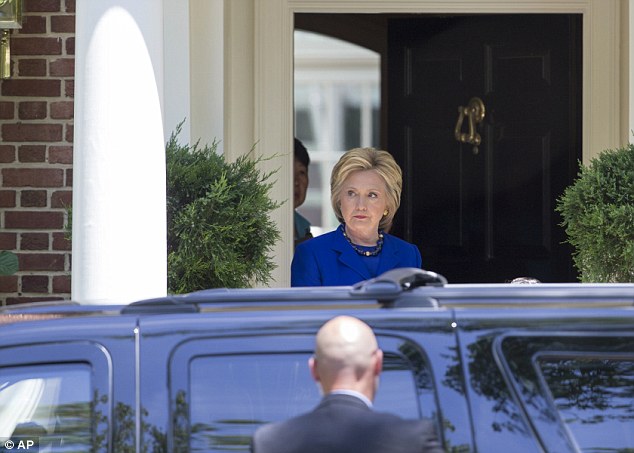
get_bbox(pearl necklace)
[341,225,384,257]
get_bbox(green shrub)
[166,125,282,292]
[0,251,18,276]
[556,144,634,282]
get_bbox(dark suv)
[1,269,633,452]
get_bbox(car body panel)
[0,280,633,452]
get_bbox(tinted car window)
[538,356,634,452]
[187,352,428,452]
[498,335,634,452]
[0,364,92,451]
[458,332,542,452]
[189,353,317,451]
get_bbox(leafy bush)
[166,126,282,292]
[0,251,18,276]
[556,144,634,282]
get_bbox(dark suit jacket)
[291,226,422,286]
[251,393,444,453]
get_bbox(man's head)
[294,138,310,209]
[309,315,383,401]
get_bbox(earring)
[383,210,389,217]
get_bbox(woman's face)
[338,169,388,240]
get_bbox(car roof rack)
[121,269,445,314]
[121,296,201,314]
[121,267,634,314]
[351,268,446,307]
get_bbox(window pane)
[294,29,380,235]
[0,364,92,451]
[539,357,634,452]
[190,354,317,452]
[189,352,427,452]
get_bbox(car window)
[0,364,92,451]
[498,335,634,453]
[185,351,430,452]
[189,353,317,451]
[538,355,634,452]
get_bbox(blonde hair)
[330,147,402,231]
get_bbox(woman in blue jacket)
[291,147,421,286]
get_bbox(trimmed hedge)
[556,144,634,282]
[166,126,282,292]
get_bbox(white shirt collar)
[329,389,373,408]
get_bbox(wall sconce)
[0,0,23,79]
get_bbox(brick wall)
[0,0,75,305]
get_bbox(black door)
[388,15,581,283]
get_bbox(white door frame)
[225,0,625,287]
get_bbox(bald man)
[251,316,444,453]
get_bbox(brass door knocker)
[454,97,485,154]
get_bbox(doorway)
[295,13,582,283]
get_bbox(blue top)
[291,225,422,286]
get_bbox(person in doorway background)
[291,147,421,286]
[250,315,443,453]
[294,138,313,248]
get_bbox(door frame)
[225,0,626,287]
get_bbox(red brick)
[6,296,66,305]
[65,168,72,186]
[25,0,61,13]
[0,145,15,162]
[0,276,18,293]
[50,101,73,119]
[18,145,47,162]
[0,233,17,250]
[21,233,49,250]
[2,79,61,97]
[0,190,16,207]
[2,123,64,142]
[65,124,73,142]
[0,102,14,119]
[65,37,74,55]
[52,232,70,251]
[6,211,64,229]
[51,190,71,208]
[53,274,71,292]
[18,101,47,120]
[18,253,65,271]
[51,15,75,33]
[3,168,64,187]
[20,190,48,207]
[22,275,49,293]
[18,59,47,77]
[20,16,47,34]
[49,145,72,164]
[65,0,75,13]
[12,37,63,56]
[65,79,74,97]
[49,58,74,77]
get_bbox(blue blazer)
[291,226,422,286]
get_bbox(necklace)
[341,225,384,257]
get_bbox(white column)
[73,0,167,304]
